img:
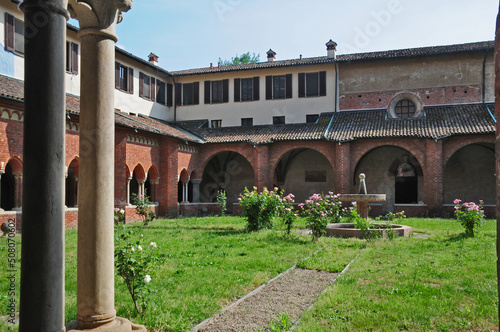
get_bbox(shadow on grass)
[442,232,469,243]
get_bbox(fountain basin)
[326,223,412,239]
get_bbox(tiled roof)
[181,104,495,145]
[115,112,203,143]
[324,104,495,142]
[183,116,331,145]
[0,74,202,143]
[172,41,494,76]
[0,75,24,101]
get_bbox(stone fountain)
[326,173,412,238]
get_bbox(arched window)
[394,99,416,118]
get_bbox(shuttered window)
[115,62,134,93]
[156,80,166,105]
[204,80,229,104]
[241,118,253,127]
[181,82,200,105]
[266,74,292,100]
[5,13,24,55]
[66,41,79,75]
[234,77,259,102]
[299,71,326,98]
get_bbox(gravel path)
[192,268,338,332]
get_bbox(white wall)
[174,63,337,127]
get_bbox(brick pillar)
[425,139,443,216]
[254,145,271,191]
[114,131,128,208]
[335,142,351,194]
[159,138,179,217]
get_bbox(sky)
[71,0,499,71]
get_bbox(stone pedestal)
[66,0,145,331]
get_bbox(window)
[305,170,327,183]
[175,82,200,106]
[234,77,260,102]
[166,83,173,107]
[266,74,292,100]
[156,80,166,105]
[66,41,79,75]
[241,118,253,127]
[306,114,319,123]
[142,74,151,99]
[299,71,326,97]
[211,120,222,128]
[5,13,24,55]
[204,80,228,104]
[115,62,134,93]
[395,99,416,118]
[273,116,285,125]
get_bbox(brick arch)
[125,164,131,178]
[179,169,189,182]
[442,136,495,169]
[147,164,159,181]
[131,163,146,180]
[270,144,335,175]
[5,156,22,173]
[352,141,426,176]
[67,157,79,177]
[199,145,255,174]
[190,170,199,180]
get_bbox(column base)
[66,317,146,332]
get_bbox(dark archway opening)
[1,164,14,211]
[395,162,418,204]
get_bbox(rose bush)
[453,199,485,237]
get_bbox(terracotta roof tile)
[172,41,494,76]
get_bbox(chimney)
[266,49,276,62]
[148,52,159,66]
[326,39,337,59]
[210,63,213,69]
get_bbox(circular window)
[394,99,416,118]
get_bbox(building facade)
[0,0,495,228]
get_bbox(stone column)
[494,2,500,324]
[0,169,3,212]
[12,173,22,210]
[138,179,145,198]
[19,0,69,330]
[126,176,132,206]
[66,0,145,331]
[74,175,79,207]
[182,181,189,203]
[191,179,202,203]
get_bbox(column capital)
[20,0,70,20]
[68,0,132,41]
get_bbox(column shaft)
[126,177,132,205]
[19,2,67,331]
[0,172,3,211]
[76,32,116,328]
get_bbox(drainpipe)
[334,61,339,112]
[482,50,490,104]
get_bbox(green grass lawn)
[0,217,497,331]
[296,218,499,331]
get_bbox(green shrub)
[298,192,342,241]
[453,199,485,237]
[239,187,284,231]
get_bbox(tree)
[218,52,260,66]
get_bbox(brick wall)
[340,85,482,111]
